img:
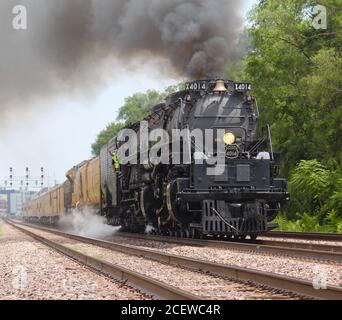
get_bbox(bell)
[212,80,227,92]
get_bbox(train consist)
[23,79,289,239]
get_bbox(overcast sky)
[0,0,258,187]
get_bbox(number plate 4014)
[185,82,207,91]
[234,83,252,91]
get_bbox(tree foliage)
[244,0,342,175]
[117,90,166,125]
[243,1,342,231]
[275,160,342,232]
[91,122,125,157]
[288,160,341,215]
[91,85,182,156]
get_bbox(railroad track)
[7,219,342,300]
[267,231,342,241]
[5,219,199,300]
[114,232,342,263]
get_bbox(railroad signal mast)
[0,167,56,191]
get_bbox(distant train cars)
[23,184,65,223]
[23,157,101,224]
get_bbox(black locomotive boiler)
[100,79,289,239]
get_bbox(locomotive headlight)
[223,132,235,145]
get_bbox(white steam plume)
[58,207,118,239]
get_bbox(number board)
[185,81,208,91]
[234,83,252,91]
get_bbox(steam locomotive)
[23,79,289,240]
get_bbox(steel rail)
[267,231,342,241]
[113,232,342,263]
[257,239,342,254]
[10,219,342,260]
[6,220,201,300]
[9,220,342,300]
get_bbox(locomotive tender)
[23,79,289,240]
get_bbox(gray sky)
[0,0,258,187]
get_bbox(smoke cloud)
[0,0,245,117]
[58,207,118,239]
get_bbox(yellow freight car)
[67,157,101,211]
[22,184,65,224]
[23,157,101,224]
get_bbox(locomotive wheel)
[141,186,160,228]
[184,229,190,238]
[122,207,145,233]
[167,180,194,224]
[250,234,258,241]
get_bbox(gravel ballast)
[0,222,149,300]
[11,224,306,300]
[107,235,342,286]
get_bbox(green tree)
[117,90,166,125]
[244,0,342,175]
[91,122,124,156]
[91,84,184,156]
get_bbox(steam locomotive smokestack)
[0,0,245,121]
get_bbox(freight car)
[23,158,101,223]
[22,184,65,224]
[23,79,289,239]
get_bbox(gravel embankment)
[0,222,149,300]
[12,225,306,300]
[106,235,342,286]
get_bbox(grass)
[0,227,4,236]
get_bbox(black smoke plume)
[0,0,245,116]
